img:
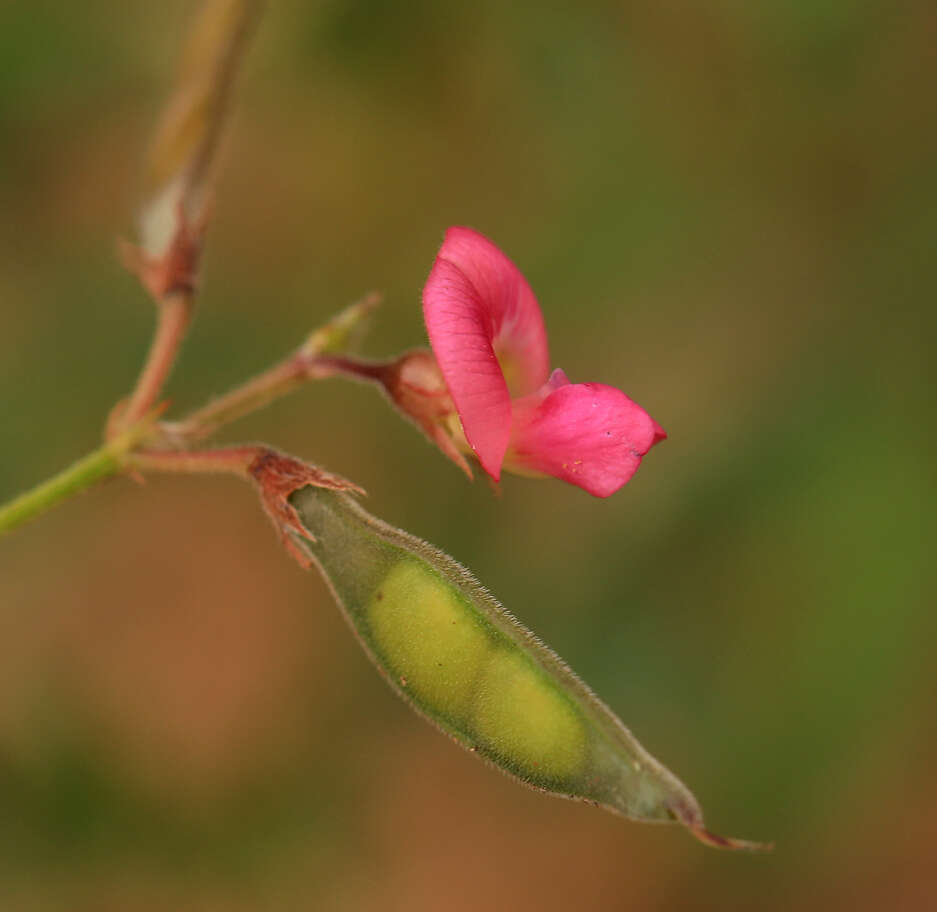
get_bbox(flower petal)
[422,256,513,479]
[507,378,666,497]
[432,227,550,396]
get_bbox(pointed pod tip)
[668,801,772,853]
[687,823,774,853]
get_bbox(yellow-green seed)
[369,560,491,717]
[473,649,587,780]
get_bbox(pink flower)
[422,226,665,497]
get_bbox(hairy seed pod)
[289,485,767,850]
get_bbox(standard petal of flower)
[507,380,666,497]
[423,257,513,479]
[434,227,550,396]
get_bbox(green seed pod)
[289,485,766,851]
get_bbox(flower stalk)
[168,293,380,443]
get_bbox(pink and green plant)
[0,0,766,853]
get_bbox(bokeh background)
[2,1,936,909]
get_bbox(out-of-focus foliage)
[1,1,935,909]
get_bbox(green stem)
[0,297,381,538]
[0,427,150,537]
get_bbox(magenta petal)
[508,381,665,497]
[422,256,512,479]
[432,227,550,396]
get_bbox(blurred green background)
[1,1,936,908]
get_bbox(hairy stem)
[311,354,389,384]
[170,351,390,444]
[131,445,260,477]
[169,295,384,443]
[172,357,307,443]
[0,1,270,538]
[0,425,153,537]
[120,0,265,428]
[0,301,384,537]
[120,292,194,427]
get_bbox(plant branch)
[0,2,270,538]
[0,423,156,537]
[130,444,366,568]
[118,291,194,429]
[139,0,264,255]
[167,351,390,443]
[169,356,308,443]
[131,444,259,478]
[0,297,384,537]
[116,0,264,430]
[166,294,384,443]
